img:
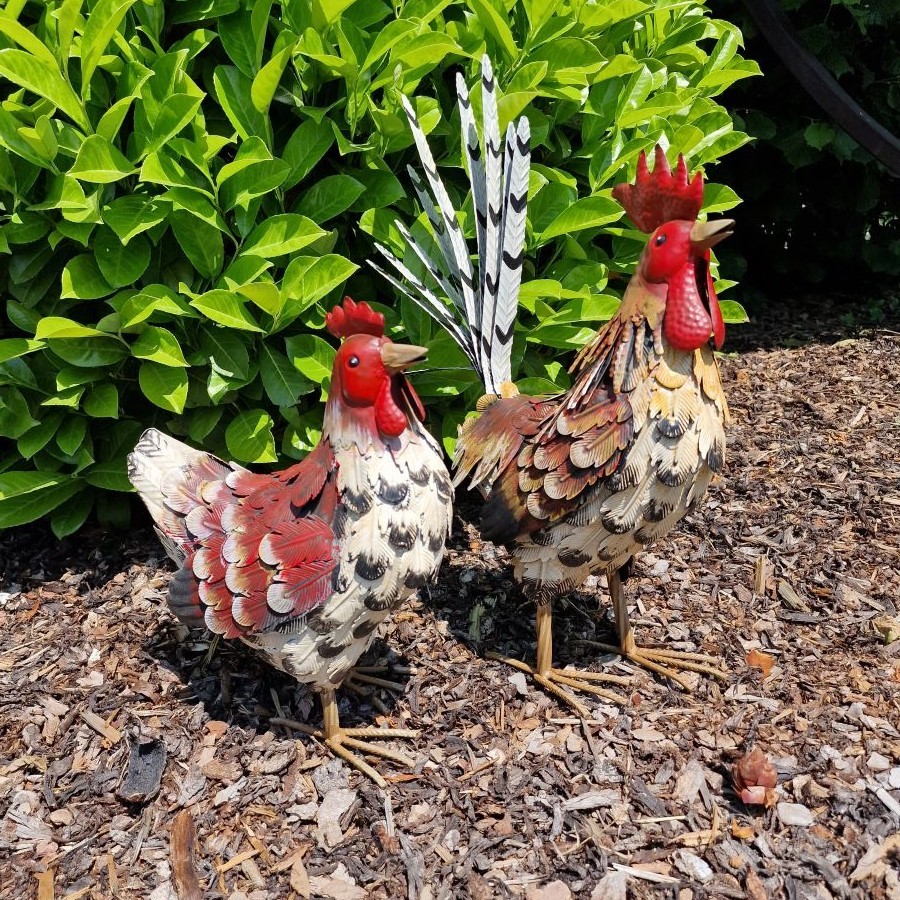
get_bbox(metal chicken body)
[128,298,452,785]
[376,57,734,710]
[462,339,729,606]
[245,434,451,687]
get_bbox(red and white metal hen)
[127,297,452,786]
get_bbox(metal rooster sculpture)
[373,57,733,717]
[128,298,453,786]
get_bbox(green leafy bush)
[716,0,900,293]
[0,0,755,536]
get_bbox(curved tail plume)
[371,55,531,396]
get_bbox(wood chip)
[610,863,678,885]
[118,738,166,803]
[216,847,261,874]
[562,789,621,811]
[170,810,203,900]
[290,855,311,898]
[776,802,815,827]
[776,580,808,611]
[80,710,122,744]
[35,871,53,900]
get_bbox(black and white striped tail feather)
[393,218,464,317]
[369,248,477,368]
[455,72,487,294]
[491,116,530,388]
[379,56,530,396]
[406,167,466,317]
[479,55,504,391]
[399,93,480,342]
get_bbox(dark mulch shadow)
[726,290,900,352]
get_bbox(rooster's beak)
[381,343,428,373]
[690,218,734,252]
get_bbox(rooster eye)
[654,234,667,247]
[348,356,360,368]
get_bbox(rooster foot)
[325,727,419,789]
[589,640,728,691]
[603,569,729,691]
[280,722,419,789]
[273,686,419,789]
[487,652,630,718]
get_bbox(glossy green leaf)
[200,328,250,380]
[51,338,130,368]
[225,408,277,462]
[82,461,132,491]
[103,195,170,244]
[0,472,82,528]
[171,0,240,24]
[94,229,151,288]
[191,290,264,332]
[83,382,120,418]
[132,326,189,366]
[36,317,107,339]
[50,490,93,538]
[702,184,742,214]
[0,386,38,438]
[81,0,138,91]
[0,339,44,364]
[251,38,297,113]
[17,413,63,459]
[57,415,87,455]
[0,10,59,67]
[236,281,282,316]
[281,118,334,190]
[147,93,204,153]
[138,361,188,413]
[218,158,289,211]
[213,65,270,143]
[279,254,358,325]
[60,255,114,300]
[187,406,224,442]
[120,285,195,328]
[241,214,325,258]
[69,134,137,183]
[284,333,334,386]
[0,48,89,130]
[719,299,749,324]
[260,342,313,406]
[294,174,365,223]
[539,196,623,241]
[465,0,517,59]
[170,210,225,279]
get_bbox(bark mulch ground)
[1,307,899,900]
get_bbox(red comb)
[612,145,704,233]
[326,297,384,339]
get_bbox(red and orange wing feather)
[459,299,663,546]
[165,441,340,639]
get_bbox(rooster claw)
[272,686,419,789]
[487,651,630,718]
[274,719,419,789]
[587,640,728,692]
[326,728,419,789]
